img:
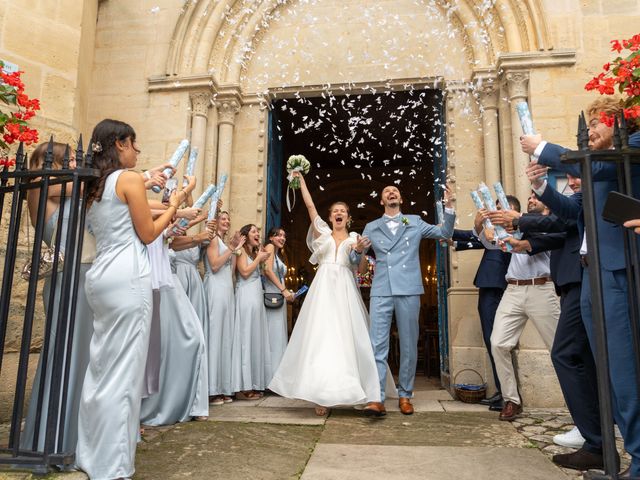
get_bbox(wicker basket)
[453,368,487,404]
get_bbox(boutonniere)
[401,217,409,225]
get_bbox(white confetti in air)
[357,203,365,208]
[150,6,160,14]
[370,191,378,198]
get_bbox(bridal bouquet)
[286,154,311,211]
[286,154,310,189]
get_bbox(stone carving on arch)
[163,0,553,84]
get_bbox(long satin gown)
[230,254,272,392]
[21,202,94,454]
[140,250,209,425]
[76,170,152,480]
[174,246,208,327]
[263,253,288,380]
[268,216,381,407]
[203,238,236,396]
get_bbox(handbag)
[264,292,284,309]
[21,216,64,281]
[21,246,64,281]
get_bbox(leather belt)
[507,277,551,286]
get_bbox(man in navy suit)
[452,196,519,410]
[520,97,640,477]
[491,176,606,470]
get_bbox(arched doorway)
[265,85,449,380]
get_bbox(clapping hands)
[255,247,270,263]
[230,232,246,250]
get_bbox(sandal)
[223,396,234,403]
[236,391,261,400]
[209,395,224,406]
[194,416,209,422]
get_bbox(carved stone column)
[215,98,241,208]
[189,91,213,200]
[478,82,501,188]
[505,71,531,203]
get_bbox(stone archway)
[147,0,575,404]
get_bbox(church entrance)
[265,86,450,381]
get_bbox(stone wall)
[1,0,639,406]
[0,0,98,352]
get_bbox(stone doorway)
[266,87,448,380]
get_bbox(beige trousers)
[490,282,561,405]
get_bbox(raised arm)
[170,227,212,251]
[293,171,318,224]
[117,171,194,244]
[235,247,270,280]
[206,232,244,273]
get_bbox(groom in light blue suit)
[357,185,455,416]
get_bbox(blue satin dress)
[203,238,236,396]
[174,246,208,328]
[230,254,272,392]
[140,250,209,425]
[76,170,152,480]
[21,202,94,454]
[263,253,288,380]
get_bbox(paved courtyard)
[1,376,630,480]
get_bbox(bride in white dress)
[268,172,384,415]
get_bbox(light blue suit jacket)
[362,213,455,296]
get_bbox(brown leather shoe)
[399,398,414,415]
[363,402,386,417]
[498,401,522,421]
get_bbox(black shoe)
[488,399,504,412]
[480,393,502,406]
[552,447,619,471]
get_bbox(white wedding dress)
[268,216,387,407]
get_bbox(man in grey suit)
[357,185,455,416]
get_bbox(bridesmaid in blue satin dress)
[76,119,193,480]
[230,224,272,399]
[140,241,209,426]
[22,142,95,454]
[203,212,244,404]
[262,227,293,380]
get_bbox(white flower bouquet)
[286,154,311,189]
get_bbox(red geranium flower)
[587,35,640,130]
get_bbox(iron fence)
[563,114,640,480]
[0,137,98,473]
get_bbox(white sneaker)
[553,426,585,449]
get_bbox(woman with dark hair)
[230,224,271,400]
[22,142,95,454]
[76,119,194,480]
[204,211,245,404]
[263,227,293,378]
[268,172,381,416]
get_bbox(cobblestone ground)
[512,408,630,477]
[0,401,632,479]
